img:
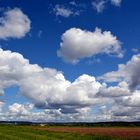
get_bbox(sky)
[0,0,140,122]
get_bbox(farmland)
[0,124,140,140]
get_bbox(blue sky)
[1,0,139,79]
[0,0,140,122]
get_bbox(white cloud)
[0,48,103,114]
[92,0,106,13]
[9,103,34,115]
[0,103,93,122]
[0,49,140,122]
[98,81,131,97]
[111,0,122,6]
[98,90,140,121]
[57,27,123,64]
[121,90,140,107]
[96,54,140,121]
[0,8,31,39]
[98,54,140,90]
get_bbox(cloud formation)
[57,27,123,64]
[0,48,103,114]
[0,8,31,39]
[9,103,34,115]
[98,54,140,90]
[0,49,140,121]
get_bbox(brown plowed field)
[37,127,140,139]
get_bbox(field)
[0,125,140,140]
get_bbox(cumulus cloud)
[57,27,123,64]
[120,90,140,107]
[0,48,103,115]
[96,53,140,121]
[9,103,34,115]
[0,8,31,39]
[0,102,93,122]
[0,49,140,122]
[102,89,140,121]
[98,54,140,90]
[98,81,131,97]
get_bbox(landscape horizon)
[0,0,140,139]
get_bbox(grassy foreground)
[0,125,137,140]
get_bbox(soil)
[37,126,140,139]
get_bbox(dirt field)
[37,127,140,139]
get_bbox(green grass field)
[0,125,138,140]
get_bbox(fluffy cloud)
[0,48,103,114]
[98,54,140,90]
[57,27,123,63]
[0,8,31,39]
[120,90,140,107]
[9,103,34,115]
[96,54,140,121]
[100,89,140,121]
[98,81,131,97]
[0,102,93,122]
[0,49,140,122]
